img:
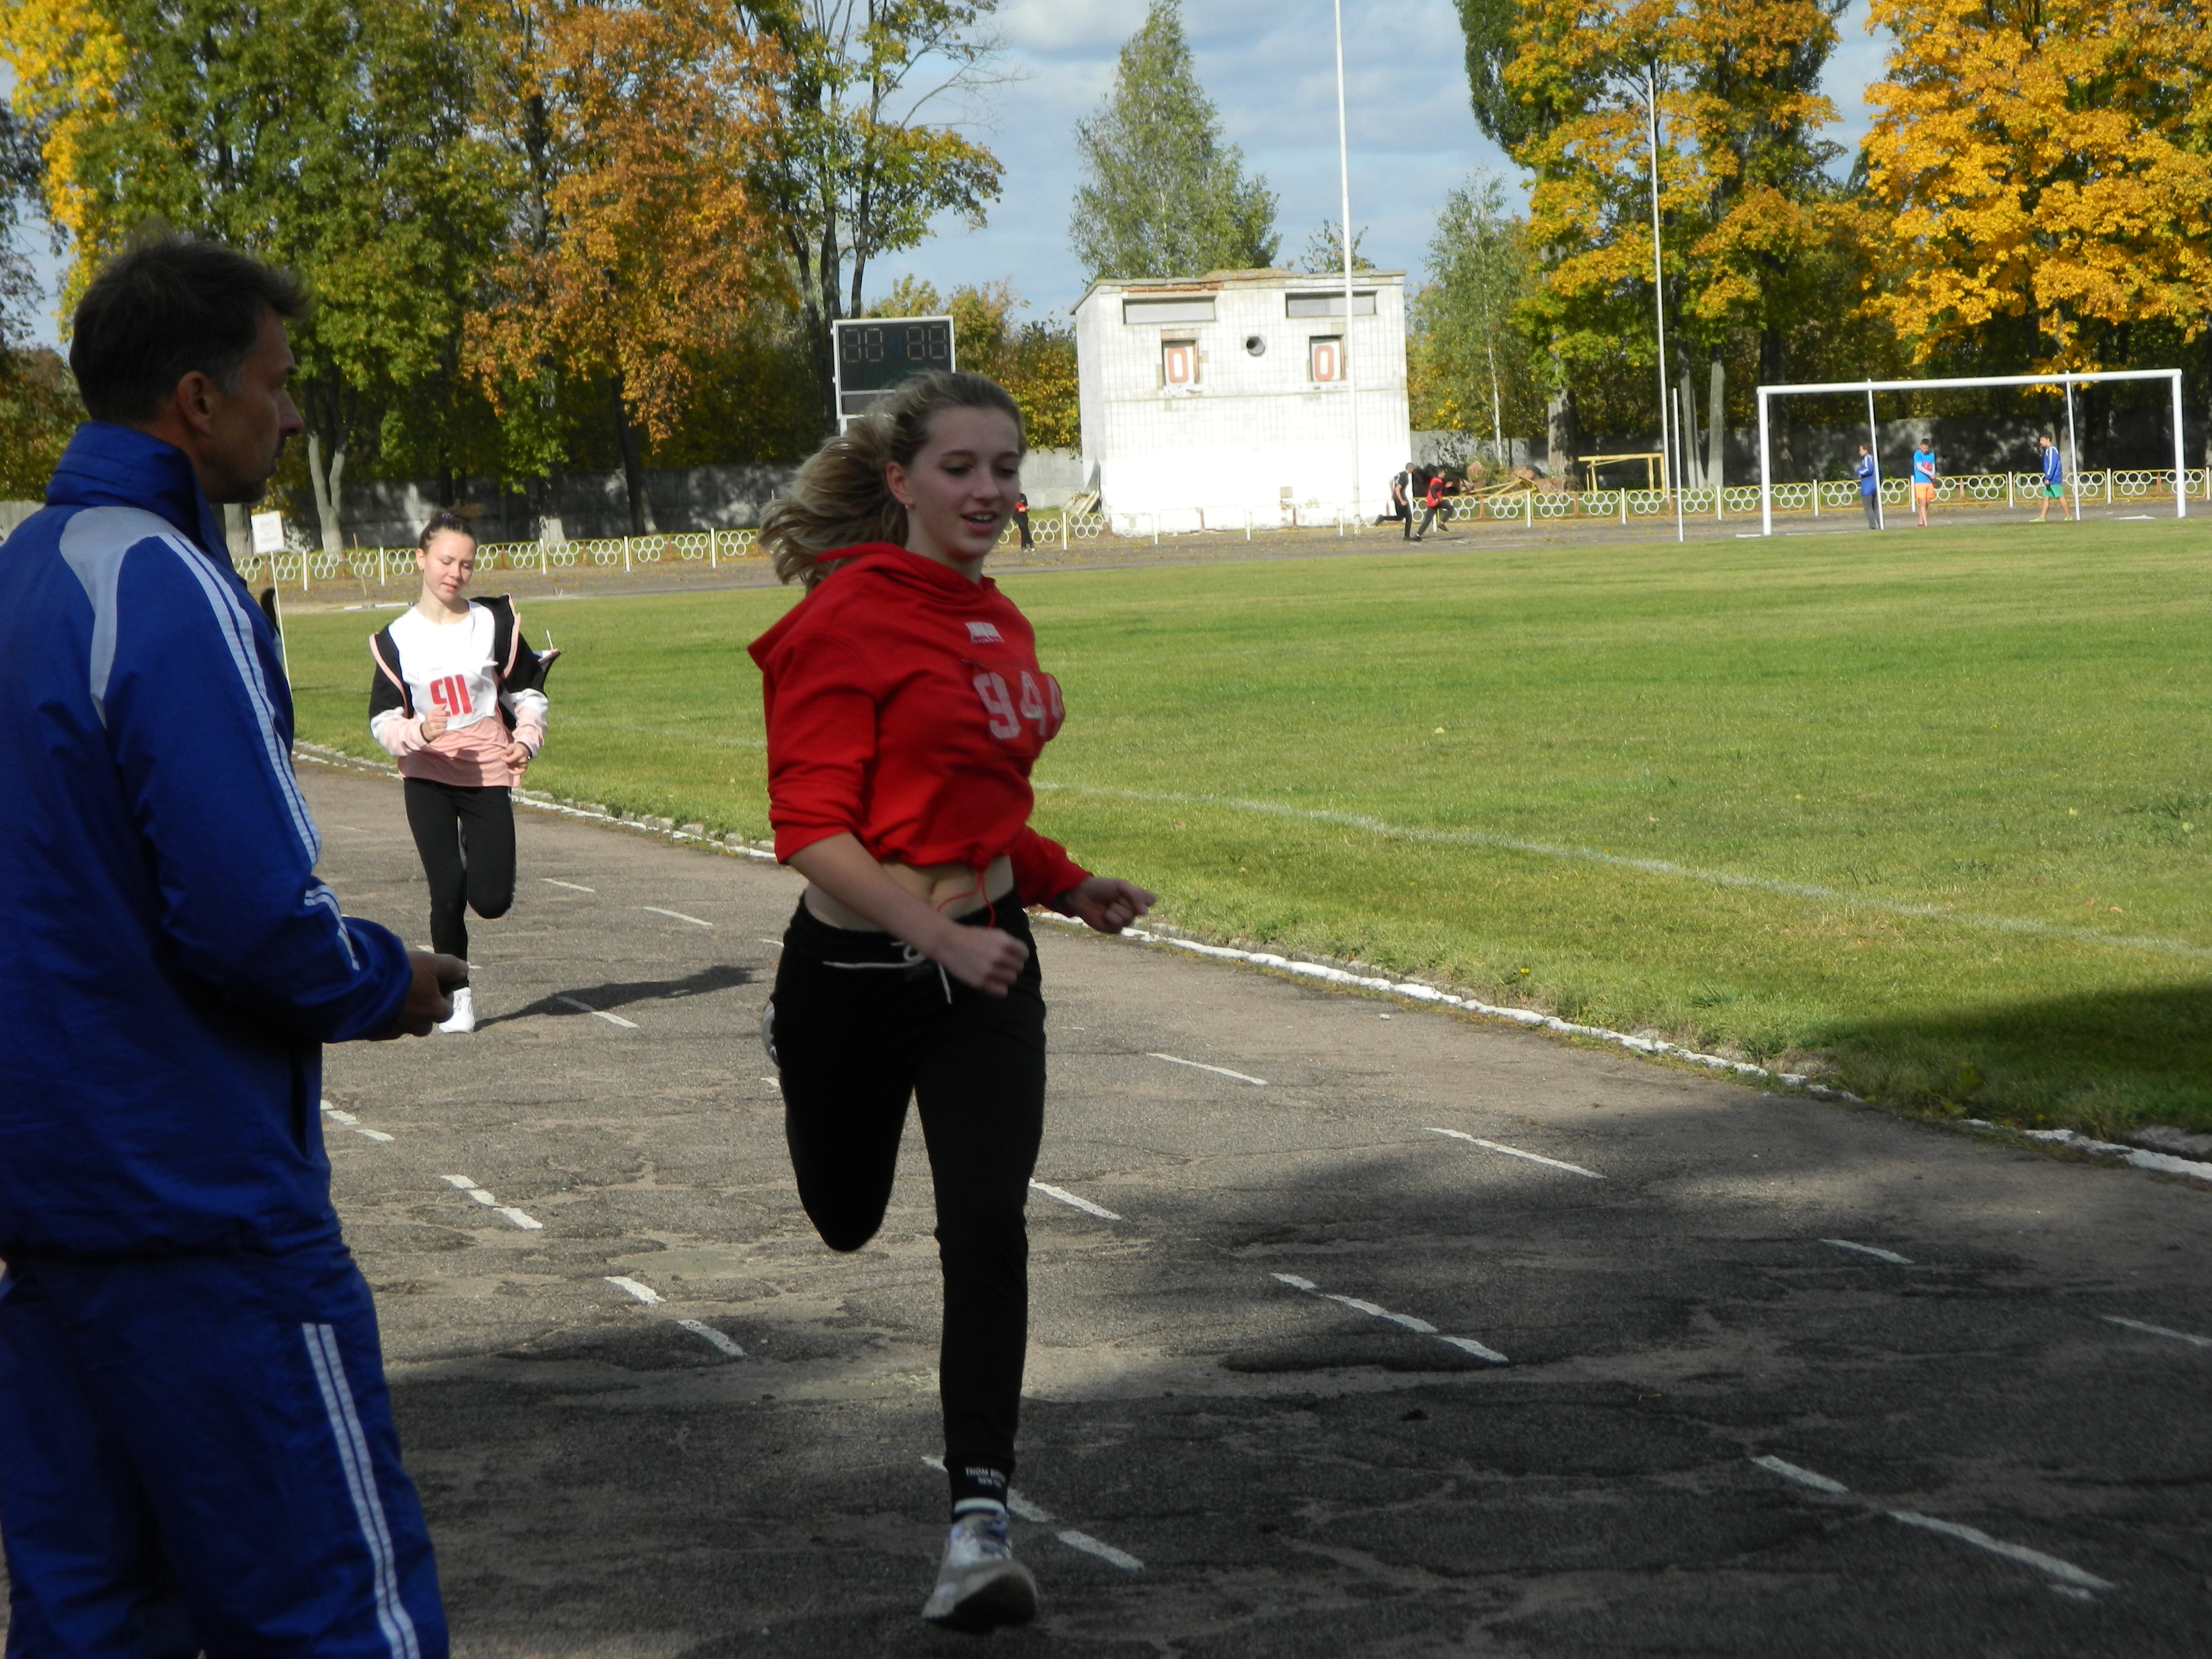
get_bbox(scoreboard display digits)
[833,316,956,417]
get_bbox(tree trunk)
[222,503,252,564]
[1546,377,1579,486]
[1759,327,1794,477]
[307,433,346,555]
[1678,370,1701,488]
[610,372,658,535]
[534,472,566,546]
[1707,355,1725,491]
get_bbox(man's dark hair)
[68,235,308,423]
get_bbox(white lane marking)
[1033,781,2212,963]
[1030,1181,1123,1221]
[1058,1531,1144,1571]
[437,1175,544,1230]
[1272,1272,1508,1364]
[644,906,713,927]
[542,878,596,893]
[1822,1238,1914,1265]
[677,1318,745,1358]
[1752,1455,1850,1494]
[606,1276,664,1305]
[1146,1052,1267,1086]
[1750,1456,2114,1592]
[758,938,785,947]
[1887,1511,2115,1593]
[2103,1314,2212,1350]
[355,1128,396,1143]
[556,994,640,1030]
[322,1102,396,1143]
[1424,1126,1603,1178]
[919,1459,1143,1571]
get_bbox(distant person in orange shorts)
[1911,443,1938,527]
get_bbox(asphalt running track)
[6,764,2207,1656]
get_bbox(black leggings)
[402,778,516,970]
[769,898,1045,1511]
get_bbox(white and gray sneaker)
[758,997,777,1068]
[919,1509,1037,1631]
[437,986,476,1034]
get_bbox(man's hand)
[378,950,468,1037]
[1061,876,1156,935]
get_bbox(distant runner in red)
[751,371,1155,1632]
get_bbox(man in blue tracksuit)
[1855,444,1881,530]
[2036,433,2068,522]
[0,238,463,1654]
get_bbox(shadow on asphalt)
[483,962,755,1028]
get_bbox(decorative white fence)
[235,527,761,590]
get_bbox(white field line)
[1424,1126,1602,1178]
[1032,912,1851,1099]
[2102,1315,2212,1350]
[1034,781,2212,964]
[677,1318,745,1358]
[555,994,640,1030]
[438,1174,544,1230]
[542,878,595,893]
[1822,1238,1915,1266]
[644,906,713,927]
[1031,1181,1124,1221]
[321,1102,395,1144]
[1751,1455,1848,1494]
[1272,1272,1507,1364]
[919,1458,1143,1570]
[1748,1457,2115,1593]
[1998,1124,2212,1184]
[1146,1052,1268,1086]
[605,1275,664,1305]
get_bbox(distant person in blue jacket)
[2036,434,2068,522]
[1855,444,1881,530]
[0,237,464,1654]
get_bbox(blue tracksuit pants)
[0,1241,445,1658]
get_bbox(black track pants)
[769,898,1045,1506]
[402,778,516,969]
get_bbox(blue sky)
[6,2,1892,346]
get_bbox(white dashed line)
[1822,1238,1913,1265]
[605,1275,664,1305]
[1424,1126,1603,1178]
[1030,1181,1123,1221]
[1146,1052,1267,1086]
[1887,1511,2115,1593]
[677,1318,745,1357]
[644,906,713,927]
[541,878,596,892]
[1749,1457,2114,1592]
[920,1458,1144,1571]
[320,1102,396,1143]
[1751,1455,1849,1494]
[556,994,640,1029]
[2102,1314,2212,1350]
[438,1174,545,1230]
[1272,1272,1507,1364]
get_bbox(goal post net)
[1755,368,2190,536]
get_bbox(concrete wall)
[0,501,41,537]
[1076,269,1412,528]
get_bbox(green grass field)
[286,519,2212,1135]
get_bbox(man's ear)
[168,369,222,439]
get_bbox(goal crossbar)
[1756,368,2187,536]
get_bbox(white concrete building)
[1074,268,1411,533]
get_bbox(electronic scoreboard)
[831,315,955,425]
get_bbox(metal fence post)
[623,537,632,573]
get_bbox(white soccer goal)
[1756,368,2189,536]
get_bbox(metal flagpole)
[1645,64,1672,502]
[2172,370,2188,520]
[1333,0,1360,529]
[2064,377,2082,522]
[1671,386,1686,542]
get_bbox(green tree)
[1070,0,1278,281]
[870,275,1078,449]
[743,0,1007,436]
[0,96,78,496]
[1412,175,1541,454]
[1299,220,1372,275]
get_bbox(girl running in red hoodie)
[751,372,1154,1631]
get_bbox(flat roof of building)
[1078,267,1407,303]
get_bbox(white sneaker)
[438,986,476,1034]
[919,1509,1037,1631]
[758,997,777,1067]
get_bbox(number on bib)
[973,672,1020,738]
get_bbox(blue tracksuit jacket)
[0,422,412,1260]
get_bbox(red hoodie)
[748,544,1089,904]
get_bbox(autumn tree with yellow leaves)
[1861,0,2212,452]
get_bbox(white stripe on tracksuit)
[302,1323,422,1659]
